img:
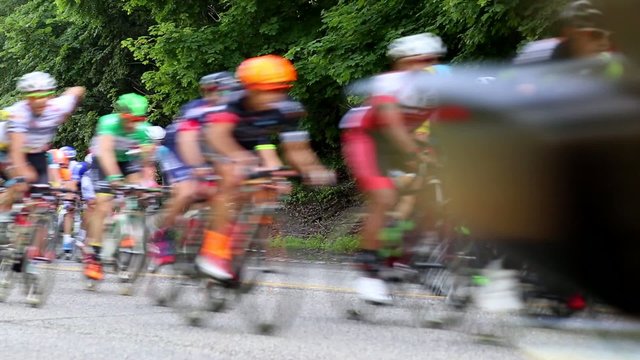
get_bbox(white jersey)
[370,71,438,109]
[4,94,78,152]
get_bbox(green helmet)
[115,93,148,116]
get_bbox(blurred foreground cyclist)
[194,54,333,280]
[340,33,445,304]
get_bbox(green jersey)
[92,114,151,162]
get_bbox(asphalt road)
[0,261,638,360]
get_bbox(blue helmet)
[59,146,77,159]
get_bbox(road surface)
[0,261,638,360]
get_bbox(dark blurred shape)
[426,58,640,315]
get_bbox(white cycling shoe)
[356,276,393,305]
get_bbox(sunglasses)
[121,113,147,122]
[25,91,55,99]
[578,28,611,41]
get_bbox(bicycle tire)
[234,216,306,335]
[148,209,206,307]
[108,213,148,294]
[23,216,59,307]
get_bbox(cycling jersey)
[340,72,434,131]
[201,96,304,150]
[71,161,90,182]
[4,94,79,152]
[341,71,436,192]
[90,114,152,162]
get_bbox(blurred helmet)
[560,0,605,29]
[199,72,239,91]
[146,126,166,141]
[387,33,447,60]
[236,55,297,90]
[17,72,57,93]
[59,145,77,159]
[115,93,148,117]
[84,153,93,165]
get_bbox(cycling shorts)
[26,152,49,185]
[163,166,193,185]
[341,129,409,192]
[90,157,142,194]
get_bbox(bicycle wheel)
[147,209,206,306]
[23,216,59,307]
[0,249,16,302]
[113,213,148,295]
[235,218,306,335]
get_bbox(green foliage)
[270,234,360,254]
[1,0,566,159]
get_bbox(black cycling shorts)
[27,152,49,185]
[90,157,142,193]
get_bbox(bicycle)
[84,184,166,295]
[325,155,479,328]
[145,180,215,308]
[166,168,305,334]
[0,183,76,307]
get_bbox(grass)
[270,234,360,254]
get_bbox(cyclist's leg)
[61,200,76,254]
[343,130,397,303]
[150,167,196,264]
[196,161,242,280]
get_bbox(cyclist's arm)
[62,86,86,101]
[176,122,206,166]
[205,122,254,163]
[376,103,421,155]
[280,132,323,173]
[255,144,283,169]
[96,135,122,179]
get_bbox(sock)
[200,230,231,260]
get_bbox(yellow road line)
[43,264,445,298]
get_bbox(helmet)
[236,55,297,90]
[59,146,77,159]
[84,153,93,165]
[387,33,447,60]
[146,126,166,141]
[199,71,239,91]
[115,93,148,116]
[16,72,57,93]
[560,0,605,29]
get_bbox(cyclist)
[51,146,80,257]
[148,72,240,265]
[340,33,445,304]
[514,1,616,67]
[194,55,333,280]
[4,72,85,185]
[84,93,152,281]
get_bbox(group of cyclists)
[0,0,621,310]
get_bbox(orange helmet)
[236,55,297,91]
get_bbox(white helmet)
[16,71,57,93]
[146,126,166,141]
[84,153,93,165]
[387,33,447,60]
